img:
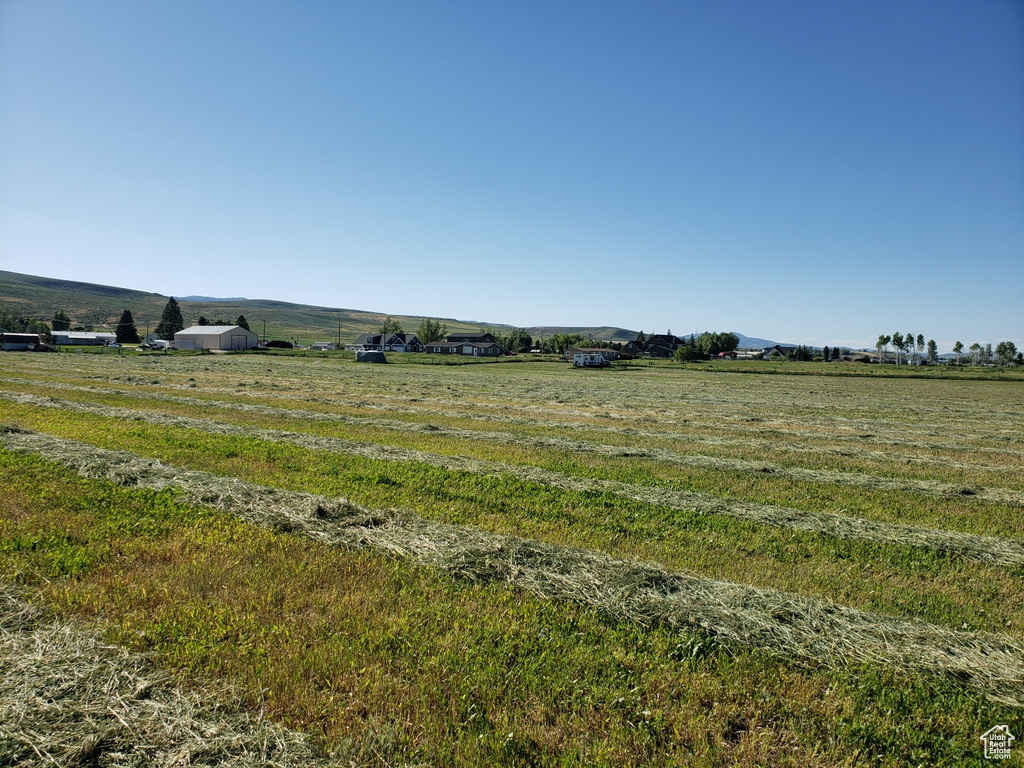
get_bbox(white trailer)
[573,352,609,368]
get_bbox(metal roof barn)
[174,325,257,351]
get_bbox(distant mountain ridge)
[0,270,779,348]
[179,295,249,303]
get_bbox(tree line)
[876,333,1020,367]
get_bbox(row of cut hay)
[3,426,1023,708]
[5,390,1024,508]
[11,361,1024,459]
[0,585,343,767]
[9,369,1022,462]
[14,349,1024,431]
[8,375,1021,475]
[7,392,1024,571]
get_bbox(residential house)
[424,341,463,355]
[460,341,502,357]
[623,334,689,358]
[352,333,423,353]
[446,332,498,344]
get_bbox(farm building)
[1,333,41,351]
[174,325,257,351]
[51,332,116,346]
[311,342,335,351]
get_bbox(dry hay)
[6,373,1022,463]
[0,585,344,767]
[5,393,1024,569]
[2,427,1024,707]
[8,377,1022,476]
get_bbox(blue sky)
[1,0,1021,350]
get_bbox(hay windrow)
[5,392,1024,568]
[3,429,1024,707]
[6,373,1023,462]
[7,391,1024,505]
[0,586,344,767]
[6,376,1021,475]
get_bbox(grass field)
[2,352,1023,765]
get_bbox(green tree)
[155,298,185,340]
[0,309,49,334]
[236,315,250,331]
[197,316,209,326]
[494,328,532,353]
[823,345,830,362]
[543,333,585,354]
[876,334,891,362]
[635,330,646,343]
[416,318,447,344]
[891,332,904,366]
[115,309,140,344]
[673,344,700,362]
[969,343,981,366]
[926,339,937,364]
[51,310,71,331]
[379,316,404,335]
[952,341,963,365]
[995,341,1018,366]
[916,334,925,366]
[697,331,739,357]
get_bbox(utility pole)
[263,319,267,344]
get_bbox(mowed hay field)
[2,353,1023,766]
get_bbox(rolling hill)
[0,271,646,345]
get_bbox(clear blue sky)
[1,0,1021,350]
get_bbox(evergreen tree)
[52,310,71,331]
[197,316,209,326]
[236,314,250,331]
[115,309,140,344]
[823,345,830,362]
[155,297,185,340]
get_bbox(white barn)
[174,325,257,351]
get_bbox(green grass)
[2,351,1023,765]
[4,401,1024,638]
[1,449,1014,766]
